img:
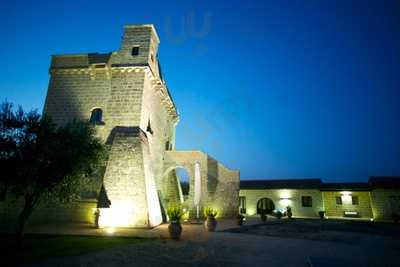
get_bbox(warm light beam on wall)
[340,191,352,203]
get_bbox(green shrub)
[204,207,218,219]
[167,206,184,223]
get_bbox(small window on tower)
[151,53,154,62]
[89,108,103,125]
[131,46,140,56]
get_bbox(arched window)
[257,198,275,214]
[90,108,103,125]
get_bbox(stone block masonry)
[99,127,162,227]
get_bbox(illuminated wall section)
[163,151,240,219]
[142,132,163,226]
[239,189,323,217]
[370,189,400,220]
[322,191,373,218]
[99,127,162,228]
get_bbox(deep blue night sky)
[1,0,399,182]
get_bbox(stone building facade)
[41,24,240,227]
[239,177,400,221]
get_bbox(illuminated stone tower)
[44,25,177,227]
[44,24,240,228]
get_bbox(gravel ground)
[26,229,400,267]
[225,218,400,248]
[15,219,400,267]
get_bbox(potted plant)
[286,206,293,219]
[318,211,325,220]
[260,210,267,222]
[167,206,184,240]
[237,213,245,225]
[204,207,218,231]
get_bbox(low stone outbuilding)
[239,177,400,221]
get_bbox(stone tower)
[44,24,240,228]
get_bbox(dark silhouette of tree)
[0,101,106,245]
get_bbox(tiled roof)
[320,182,371,191]
[369,176,400,189]
[240,179,323,189]
[240,176,400,191]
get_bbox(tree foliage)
[0,101,106,243]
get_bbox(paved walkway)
[16,218,262,240]
[4,218,398,266]
[27,228,399,267]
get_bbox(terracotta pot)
[168,222,182,240]
[205,217,217,232]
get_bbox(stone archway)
[257,198,275,214]
[162,159,202,220]
[162,150,240,219]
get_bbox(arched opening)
[164,167,190,206]
[176,168,190,200]
[257,198,275,214]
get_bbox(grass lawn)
[1,234,147,266]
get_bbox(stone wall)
[163,151,240,219]
[110,25,161,79]
[44,67,148,142]
[44,69,111,131]
[0,197,96,231]
[100,127,163,227]
[206,156,240,218]
[239,189,323,218]
[322,191,373,218]
[370,189,400,220]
